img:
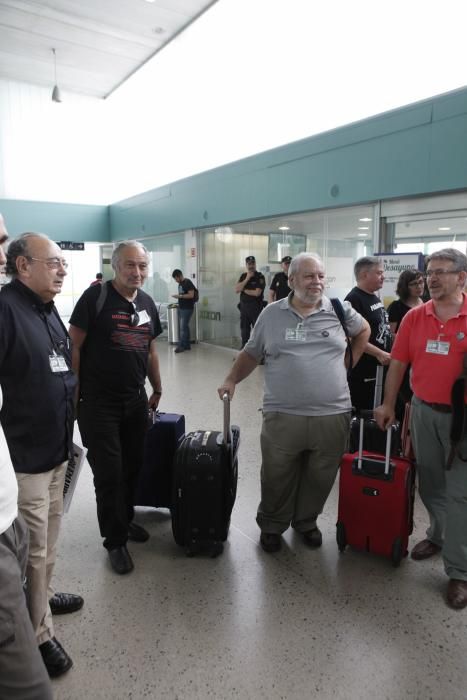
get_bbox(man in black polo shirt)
[268,255,292,303]
[69,241,162,575]
[0,232,82,679]
[235,255,266,348]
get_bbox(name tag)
[285,328,307,342]
[49,354,69,372]
[426,340,450,355]
[137,310,150,326]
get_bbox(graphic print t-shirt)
[70,283,162,400]
[344,286,391,377]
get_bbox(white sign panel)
[376,253,424,307]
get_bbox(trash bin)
[167,303,179,344]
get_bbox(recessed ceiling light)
[359,217,372,222]
[278,226,290,231]
[358,226,369,230]
[358,233,368,237]
[438,227,451,231]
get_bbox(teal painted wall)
[0,199,109,242]
[109,87,467,240]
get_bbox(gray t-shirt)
[244,294,365,416]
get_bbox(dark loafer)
[260,532,281,553]
[128,522,150,543]
[447,579,467,610]
[410,539,442,560]
[108,545,134,575]
[49,592,84,615]
[302,527,323,548]
[39,637,73,678]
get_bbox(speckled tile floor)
[51,340,467,700]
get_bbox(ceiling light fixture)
[51,48,62,103]
[358,233,368,237]
[438,227,451,231]
[359,217,372,222]
[278,226,290,231]
[358,226,369,230]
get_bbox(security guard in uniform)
[235,255,266,348]
[268,255,292,303]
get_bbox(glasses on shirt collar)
[26,256,68,270]
[129,302,140,327]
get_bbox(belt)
[420,400,452,414]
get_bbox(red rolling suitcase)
[336,414,415,566]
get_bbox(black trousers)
[78,391,148,549]
[240,301,262,348]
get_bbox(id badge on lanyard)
[49,350,68,373]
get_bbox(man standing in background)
[345,256,391,410]
[171,268,196,354]
[0,231,82,679]
[268,255,292,303]
[235,255,266,348]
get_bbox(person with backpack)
[171,269,197,354]
[69,241,162,575]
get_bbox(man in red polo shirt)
[376,248,467,610]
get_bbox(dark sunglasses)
[130,302,140,327]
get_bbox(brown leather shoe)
[447,579,467,610]
[410,539,442,561]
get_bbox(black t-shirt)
[238,271,266,303]
[270,271,290,301]
[344,286,391,378]
[70,282,162,400]
[0,280,77,474]
[387,299,411,333]
[178,278,196,310]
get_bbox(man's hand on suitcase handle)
[218,382,235,400]
[374,404,395,431]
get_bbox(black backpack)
[192,285,199,303]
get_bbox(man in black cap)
[235,256,266,348]
[268,255,292,303]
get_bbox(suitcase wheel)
[210,542,224,558]
[391,537,403,567]
[336,522,347,552]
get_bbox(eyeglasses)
[26,256,68,270]
[129,302,140,327]
[425,269,460,279]
[408,279,425,287]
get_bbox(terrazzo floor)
[51,340,467,700]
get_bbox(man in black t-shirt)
[171,269,196,354]
[69,241,162,575]
[268,255,292,303]
[235,255,266,348]
[345,256,392,410]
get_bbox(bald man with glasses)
[69,241,163,575]
[0,232,82,679]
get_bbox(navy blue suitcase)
[171,395,239,556]
[134,411,185,508]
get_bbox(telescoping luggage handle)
[222,392,231,445]
[357,409,392,476]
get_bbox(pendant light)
[51,48,62,103]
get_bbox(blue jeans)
[178,308,194,349]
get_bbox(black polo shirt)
[238,271,266,304]
[69,282,162,401]
[270,271,290,301]
[0,279,77,474]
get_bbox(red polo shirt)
[391,295,467,404]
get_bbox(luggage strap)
[447,352,467,469]
[330,298,353,379]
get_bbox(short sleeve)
[342,300,365,337]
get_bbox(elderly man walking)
[219,252,370,552]
[69,240,163,575]
[376,248,467,610]
[0,232,82,679]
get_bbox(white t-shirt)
[0,385,18,534]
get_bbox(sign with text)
[58,241,84,251]
[376,253,424,307]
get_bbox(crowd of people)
[1,215,467,697]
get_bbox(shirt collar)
[11,278,55,314]
[279,292,329,314]
[425,293,467,317]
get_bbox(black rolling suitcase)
[171,394,240,557]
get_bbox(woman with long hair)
[387,269,425,335]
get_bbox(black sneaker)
[128,521,150,543]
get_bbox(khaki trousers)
[257,411,351,534]
[16,462,66,645]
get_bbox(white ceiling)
[0,0,218,98]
